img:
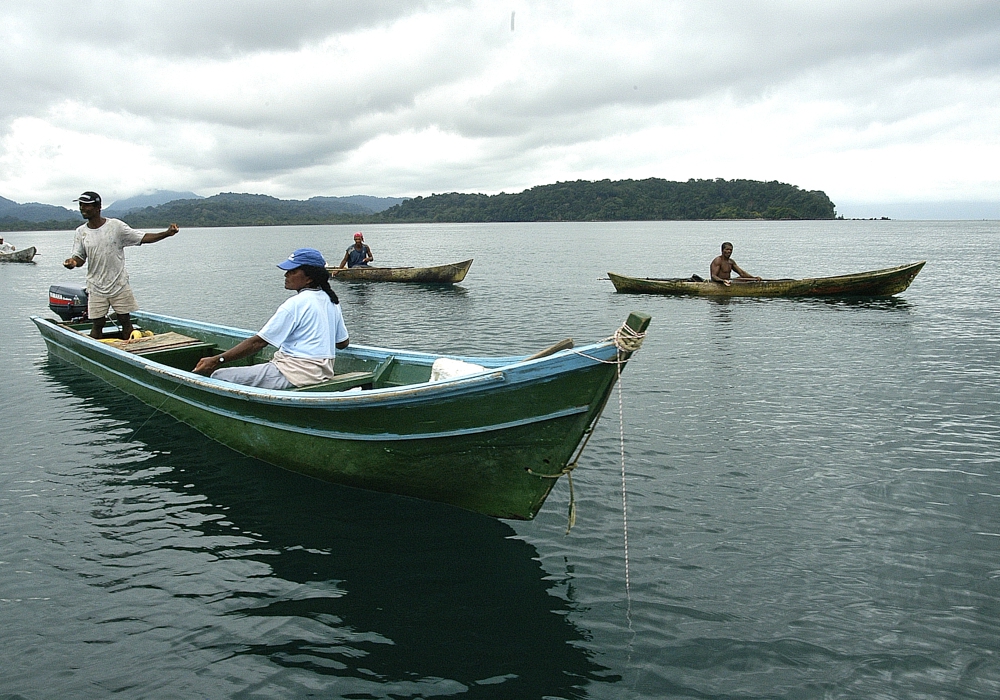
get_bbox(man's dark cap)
[73,191,102,205]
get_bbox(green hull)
[609,261,925,297]
[327,259,473,283]
[33,310,650,519]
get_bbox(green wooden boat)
[0,246,36,263]
[608,261,925,297]
[327,258,473,283]
[32,309,650,520]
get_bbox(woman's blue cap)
[278,248,326,270]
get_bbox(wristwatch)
[217,355,226,363]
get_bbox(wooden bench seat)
[292,370,375,393]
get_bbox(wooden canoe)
[327,258,473,283]
[0,246,36,263]
[33,309,651,520]
[608,261,926,297]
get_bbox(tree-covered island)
[377,178,835,223]
[1,178,835,231]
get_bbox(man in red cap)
[338,231,374,268]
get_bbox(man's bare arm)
[731,262,761,280]
[140,223,180,244]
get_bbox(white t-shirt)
[258,289,349,386]
[0,242,14,254]
[70,219,145,296]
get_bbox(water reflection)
[810,295,914,311]
[40,360,613,698]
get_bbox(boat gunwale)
[31,312,622,408]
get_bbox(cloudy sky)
[1,1,997,215]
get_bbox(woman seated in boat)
[193,248,349,389]
[339,232,374,268]
[710,242,762,286]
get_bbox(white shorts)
[88,284,139,319]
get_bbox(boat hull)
[33,309,649,519]
[608,261,925,297]
[0,246,36,263]
[328,259,472,283]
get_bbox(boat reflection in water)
[40,361,617,698]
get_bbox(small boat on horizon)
[608,261,925,298]
[327,258,473,284]
[0,246,36,263]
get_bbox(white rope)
[538,320,644,547]
[616,346,634,633]
[571,324,646,365]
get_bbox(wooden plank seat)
[76,329,207,354]
[292,371,375,393]
[293,356,396,393]
[123,332,210,355]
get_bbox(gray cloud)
[1,1,998,204]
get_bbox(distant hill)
[104,190,204,216]
[307,195,405,213]
[375,178,836,222]
[1,179,835,231]
[121,192,406,228]
[0,195,76,224]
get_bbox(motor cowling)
[49,283,89,322]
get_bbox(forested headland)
[376,178,835,222]
[1,178,835,231]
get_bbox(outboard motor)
[49,283,89,322]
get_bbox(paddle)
[524,338,574,360]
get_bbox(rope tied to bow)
[613,322,646,354]
[526,319,647,533]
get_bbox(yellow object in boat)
[129,330,143,340]
[143,330,154,337]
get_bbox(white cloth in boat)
[430,358,486,382]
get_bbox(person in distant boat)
[0,237,14,254]
[710,242,761,286]
[193,248,350,390]
[63,191,179,340]
[339,232,374,268]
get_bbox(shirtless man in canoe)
[710,242,762,286]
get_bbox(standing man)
[710,242,762,286]
[63,191,179,339]
[338,232,374,268]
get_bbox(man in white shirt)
[63,191,179,339]
[0,237,15,254]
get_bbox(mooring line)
[129,382,183,440]
[617,350,634,638]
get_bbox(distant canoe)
[608,261,926,298]
[327,259,473,284]
[0,246,36,263]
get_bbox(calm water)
[2,220,999,699]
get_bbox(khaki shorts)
[88,284,139,318]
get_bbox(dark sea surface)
[2,220,999,699]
